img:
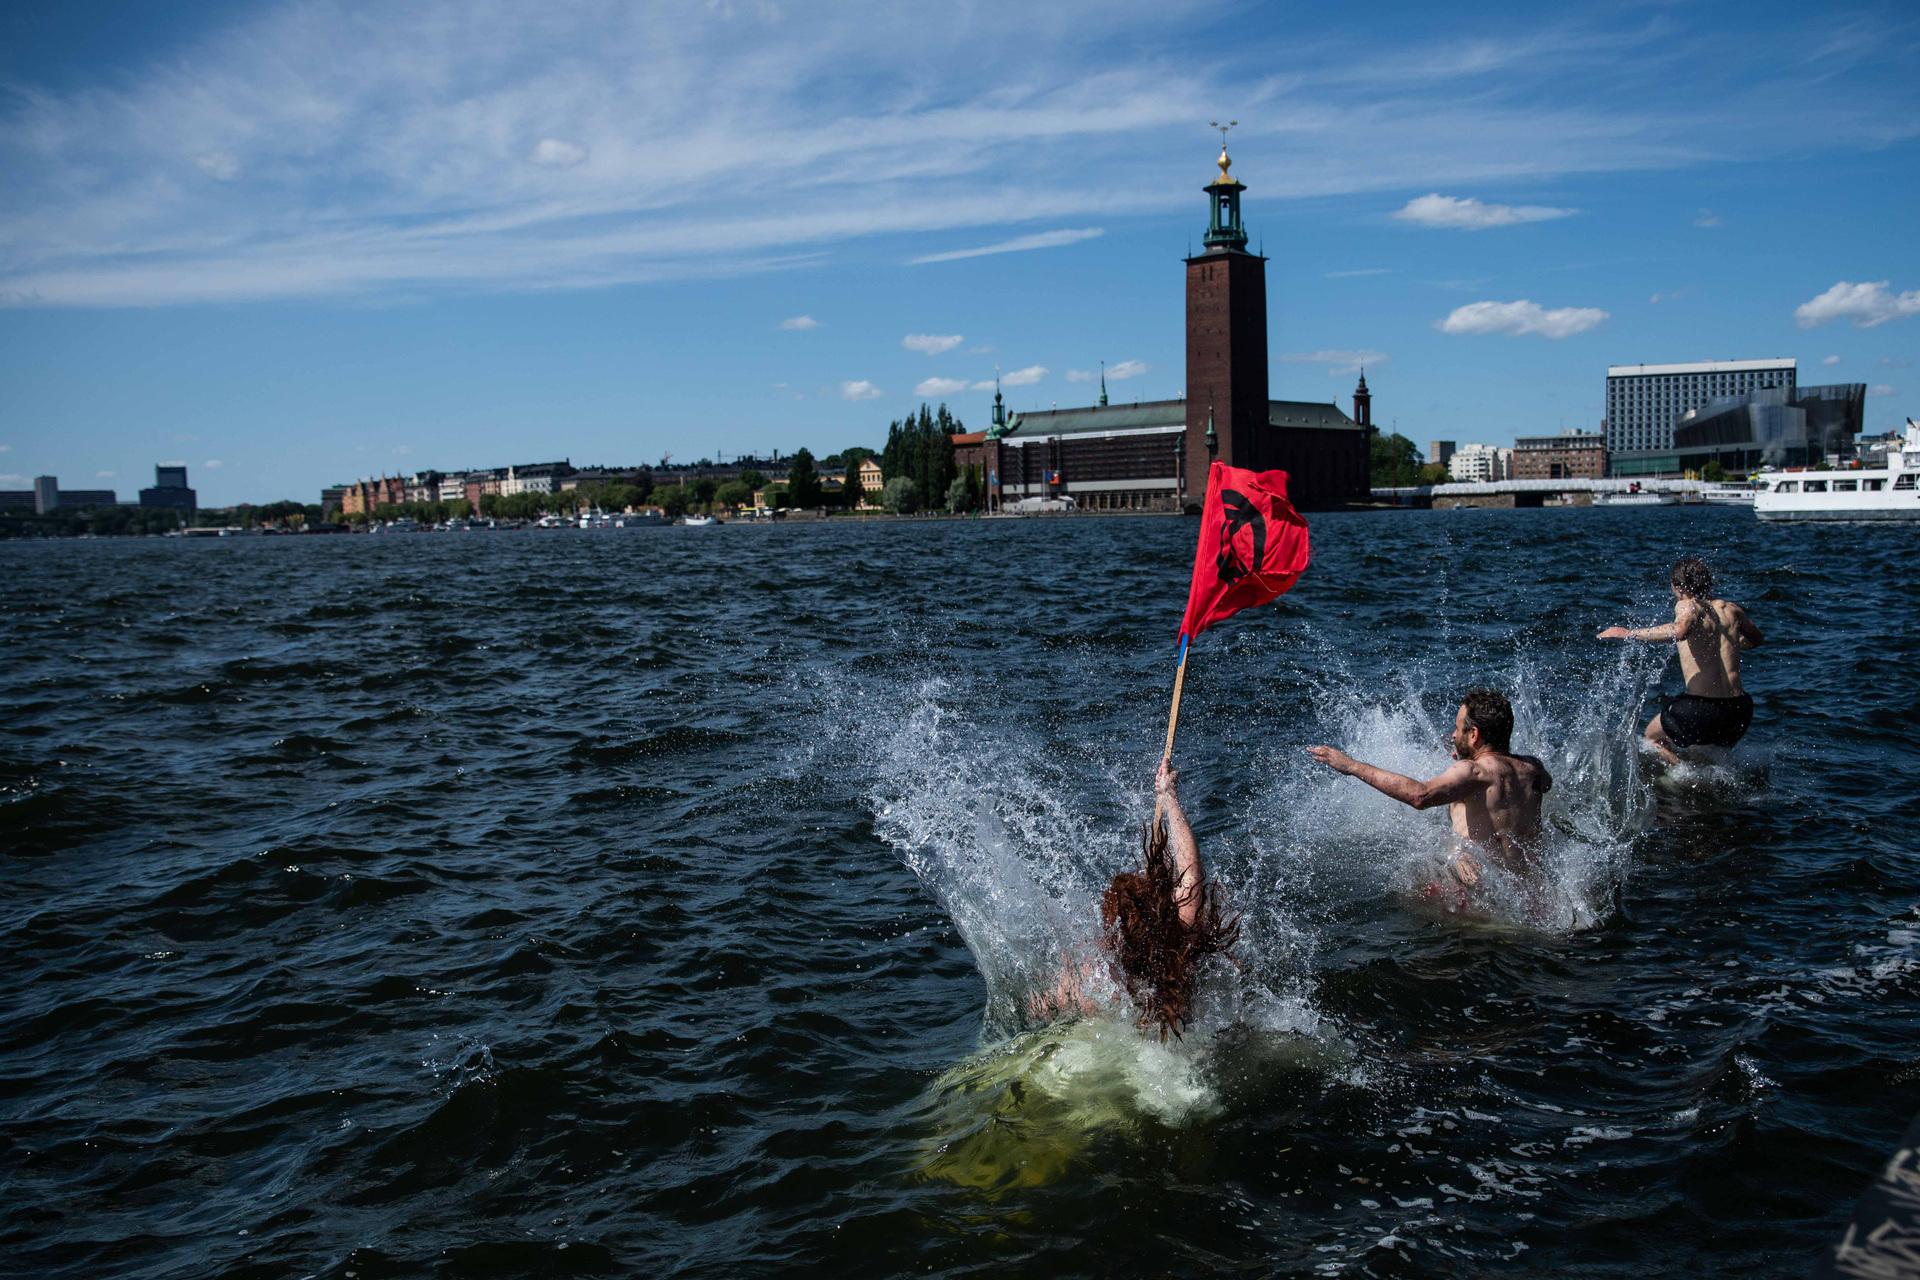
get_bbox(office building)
[1428,441,1456,469]
[140,464,197,515]
[1605,359,1796,475]
[1671,383,1865,474]
[1447,444,1513,483]
[1513,431,1607,480]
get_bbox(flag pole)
[1154,633,1191,826]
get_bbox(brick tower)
[1185,133,1269,489]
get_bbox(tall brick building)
[977,141,1371,511]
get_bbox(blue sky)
[2,0,1916,505]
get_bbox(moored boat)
[1754,420,1920,522]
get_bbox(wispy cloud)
[204,458,225,469]
[1107,359,1148,380]
[95,469,116,478]
[1280,348,1388,374]
[779,314,820,330]
[1868,384,1896,397]
[1392,193,1576,230]
[0,473,26,485]
[0,444,11,454]
[1324,267,1392,278]
[1001,364,1047,386]
[1794,280,1920,328]
[1065,369,1095,383]
[914,376,969,396]
[1693,209,1721,228]
[2,3,1912,307]
[840,380,883,401]
[909,228,1103,266]
[902,333,964,356]
[1823,354,1841,365]
[1437,299,1608,338]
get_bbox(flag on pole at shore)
[1178,461,1311,642]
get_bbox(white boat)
[1754,420,1920,522]
[1699,482,1757,505]
[680,514,717,526]
[1593,490,1678,507]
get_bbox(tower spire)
[1202,119,1247,252]
[991,365,1006,431]
[1099,360,1109,407]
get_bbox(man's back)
[1450,751,1551,873]
[1676,597,1754,697]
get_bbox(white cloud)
[1107,359,1148,380]
[778,314,820,330]
[1823,354,1842,365]
[95,470,116,478]
[1065,369,1095,382]
[1392,193,1575,230]
[0,473,25,484]
[909,228,1103,265]
[914,376,969,396]
[0,5,1907,307]
[1279,348,1388,374]
[1794,281,1920,329]
[1438,299,1608,338]
[1694,209,1721,228]
[1325,267,1392,278]
[902,333,964,356]
[528,138,587,168]
[969,379,996,391]
[1868,384,1896,396]
[840,380,883,400]
[192,151,240,181]
[204,458,224,469]
[1001,364,1047,386]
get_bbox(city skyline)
[2,0,1917,505]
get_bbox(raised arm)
[1154,761,1203,928]
[1305,748,1479,812]
[1734,605,1764,648]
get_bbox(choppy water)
[3,509,1916,1278]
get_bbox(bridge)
[1371,477,1705,508]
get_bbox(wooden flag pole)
[1154,634,1191,826]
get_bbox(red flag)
[1178,461,1311,640]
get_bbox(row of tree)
[879,404,964,513]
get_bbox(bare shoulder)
[1510,753,1553,792]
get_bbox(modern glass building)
[1605,359,1797,473]
[1670,383,1866,474]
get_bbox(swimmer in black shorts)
[1598,557,1763,763]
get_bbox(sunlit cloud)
[1437,299,1607,338]
[914,376,969,396]
[902,333,964,356]
[528,138,587,168]
[1107,359,1148,380]
[779,314,820,330]
[1392,194,1575,230]
[1001,364,1047,386]
[840,380,883,400]
[1794,280,1920,329]
[908,227,1103,265]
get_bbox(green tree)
[1418,462,1450,485]
[688,476,719,507]
[768,486,790,509]
[1701,460,1726,482]
[882,476,918,514]
[738,468,765,490]
[714,479,753,509]
[788,448,823,508]
[1369,432,1422,487]
[945,474,972,514]
[660,485,690,518]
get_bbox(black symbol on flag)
[1216,488,1266,586]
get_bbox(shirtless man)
[1597,556,1763,764]
[1306,688,1552,889]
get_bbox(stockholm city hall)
[960,138,1374,512]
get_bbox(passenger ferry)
[1754,420,1920,522]
[1699,482,1757,505]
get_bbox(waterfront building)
[138,465,197,516]
[35,476,57,514]
[856,458,883,508]
[1513,430,1606,480]
[0,489,31,509]
[2,476,120,512]
[320,485,348,513]
[1670,383,1865,474]
[340,475,406,515]
[404,471,445,504]
[1429,440,1456,469]
[1447,443,1513,483]
[501,461,572,496]
[976,142,1369,512]
[1605,358,1796,475]
[436,474,468,503]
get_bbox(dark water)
[3,510,1916,1278]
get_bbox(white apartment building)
[500,461,571,496]
[1605,358,1797,455]
[1447,443,1513,483]
[437,474,468,502]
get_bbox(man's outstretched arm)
[1305,747,1477,811]
[1598,597,1701,643]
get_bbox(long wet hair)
[1101,820,1239,1040]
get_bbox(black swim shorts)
[1661,691,1754,750]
